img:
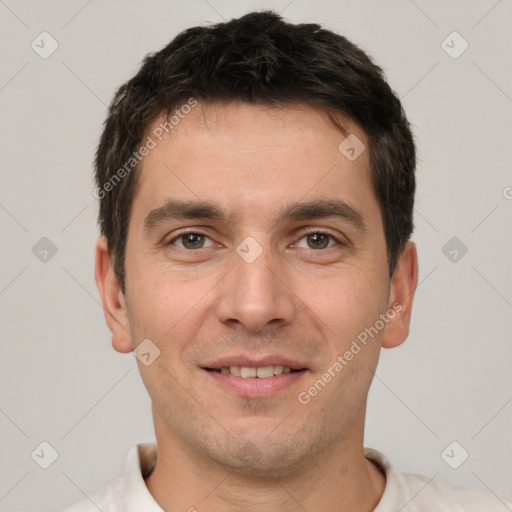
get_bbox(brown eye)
[170,233,213,249]
[294,231,342,250]
[306,233,330,249]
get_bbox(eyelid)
[166,229,216,248]
[165,227,349,249]
[293,227,349,247]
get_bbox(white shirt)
[63,443,510,511]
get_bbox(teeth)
[256,366,274,378]
[217,365,296,378]
[273,365,284,375]
[240,367,257,378]
[229,366,241,376]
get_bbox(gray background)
[1,0,511,510]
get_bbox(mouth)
[203,365,305,378]
[201,357,308,397]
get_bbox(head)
[95,11,418,477]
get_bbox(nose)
[215,244,297,333]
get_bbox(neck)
[144,410,385,512]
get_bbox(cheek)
[298,265,388,345]
[125,259,208,349]
[126,273,209,404]
[297,270,386,410]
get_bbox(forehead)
[132,101,379,228]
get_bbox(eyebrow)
[142,198,367,234]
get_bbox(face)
[97,101,417,478]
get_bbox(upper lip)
[201,354,308,371]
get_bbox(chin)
[207,426,327,479]
[222,448,306,479]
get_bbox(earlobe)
[381,241,419,349]
[94,236,134,353]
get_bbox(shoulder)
[62,477,123,512]
[395,471,510,511]
[365,448,511,511]
[62,443,158,511]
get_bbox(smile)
[203,366,307,397]
[206,365,301,378]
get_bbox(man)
[65,11,509,511]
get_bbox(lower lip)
[203,369,307,397]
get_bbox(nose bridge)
[216,238,296,332]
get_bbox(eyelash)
[166,228,345,250]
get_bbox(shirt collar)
[121,442,163,511]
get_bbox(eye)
[169,232,215,250]
[295,231,339,250]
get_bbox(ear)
[94,236,134,353]
[381,240,419,349]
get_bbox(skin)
[95,101,418,512]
